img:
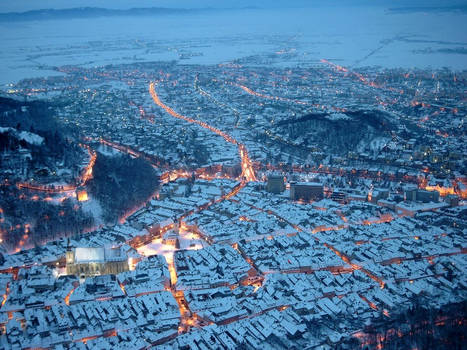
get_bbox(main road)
[149,82,257,183]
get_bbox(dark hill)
[273,109,395,155]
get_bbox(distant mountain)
[0,7,219,22]
[388,5,467,14]
[3,3,466,23]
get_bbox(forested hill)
[0,96,59,132]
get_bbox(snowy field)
[1,6,467,85]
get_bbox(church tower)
[65,239,74,266]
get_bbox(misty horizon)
[2,0,467,13]
[0,1,465,349]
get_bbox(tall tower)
[65,239,74,265]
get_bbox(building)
[76,187,89,202]
[404,186,418,201]
[290,182,323,201]
[162,231,180,247]
[404,187,439,203]
[162,220,181,247]
[369,188,389,204]
[267,174,285,194]
[416,189,440,203]
[66,245,129,278]
[445,194,459,207]
[330,190,346,202]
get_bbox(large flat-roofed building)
[290,181,323,201]
[416,189,440,203]
[404,186,440,203]
[267,174,285,194]
[66,245,129,278]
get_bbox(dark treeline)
[0,97,95,253]
[88,153,160,223]
[274,110,393,156]
[335,300,466,350]
[0,128,83,176]
[0,187,95,253]
[236,299,466,350]
[0,96,59,132]
[0,96,83,180]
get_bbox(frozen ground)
[1,6,467,85]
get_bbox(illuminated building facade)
[76,186,89,202]
[66,245,129,278]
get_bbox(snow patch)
[0,127,44,145]
[81,197,104,225]
[18,131,44,145]
[97,145,120,157]
[368,137,390,151]
[0,127,14,133]
[325,113,351,121]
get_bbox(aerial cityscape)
[0,1,466,349]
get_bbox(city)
[0,1,466,349]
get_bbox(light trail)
[241,201,387,289]
[16,144,97,194]
[359,294,378,311]
[320,59,394,91]
[137,232,209,334]
[233,82,347,112]
[97,138,170,170]
[321,58,461,120]
[323,243,386,289]
[232,243,264,292]
[64,284,78,306]
[1,282,10,308]
[261,162,428,190]
[149,82,256,182]
[235,83,308,106]
[162,250,197,333]
[132,183,250,335]
[128,180,246,250]
[194,75,242,127]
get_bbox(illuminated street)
[0,2,466,349]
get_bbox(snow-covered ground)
[0,127,44,145]
[1,6,467,85]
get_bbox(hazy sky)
[1,0,466,12]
